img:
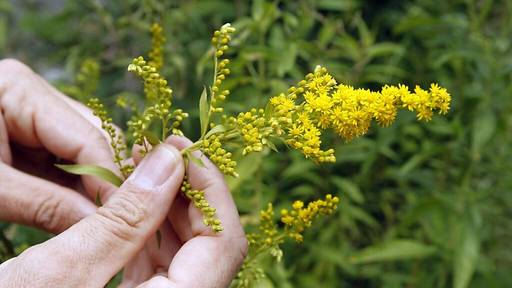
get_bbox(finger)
[136,276,173,288]
[121,220,183,287]
[133,142,192,242]
[120,249,154,288]
[49,84,128,160]
[167,193,193,242]
[132,143,146,165]
[0,163,96,233]
[159,136,247,288]
[22,144,184,287]
[0,59,118,200]
[146,221,182,271]
[0,112,12,164]
[166,136,243,236]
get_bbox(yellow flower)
[280,194,340,242]
[202,134,238,177]
[148,23,165,71]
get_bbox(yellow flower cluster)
[285,112,336,163]
[265,66,451,162]
[280,194,340,242]
[234,108,271,155]
[128,56,172,106]
[247,203,279,247]
[87,98,133,178]
[181,176,222,232]
[147,23,165,71]
[236,196,339,287]
[237,204,280,287]
[234,262,265,288]
[169,109,188,136]
[201,134,238,177]
[128,56,177,145]
[210,23,235,113]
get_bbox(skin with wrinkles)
[0,59,247,288]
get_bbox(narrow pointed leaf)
[55,164,123,187]
[185,151,206,168]
[199,87,209,138]
[204,124,226,138]
[349,239,436,264]
[141,130,161,146]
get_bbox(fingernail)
[130,145,180,189]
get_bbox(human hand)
[0,143,186,287]
[120,136,248,288]
[0,59,120,233]
[0,59,247,287]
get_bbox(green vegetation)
[1,1,511,287]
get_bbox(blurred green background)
[1,0,511,287]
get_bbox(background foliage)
[1,0,511,287]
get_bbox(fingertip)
[128,143,184,190]
[137,276,174,288]
[165,135,193,150]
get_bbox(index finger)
[0,59,118,200]
[157,136,247,287]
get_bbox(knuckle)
[236,234,249,264]
[223,233,249,267]
[0,58,32,75]
[32,194,64,233]
[96,186,149,241]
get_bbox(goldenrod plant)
[233,195,340,287]
[57,22,450,286]
[60,58,100,103]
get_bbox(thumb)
[14,144,184,287]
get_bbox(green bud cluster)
[170,109,189,136]
[233,108,271,155]
[181,176,223,232]
[147,23,165,71]
[127,56,178,146]
[210,23,235,114]
[235,197,340,287]
[87,98,133,178]
[201,134,238,177]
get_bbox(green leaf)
[316,0,358,11]
[141,130,161,146]
[204,124,226,139]
[265,139,278,152]
[55,164,123,187]
[185,151,205,168]
[264,101,274,120]
[331,177,364,204]
[472,110,496,154]
[454,223,480,288]
[350,240,436,264]
[227,152,263,192]
[0,16,7,53]
[199,87,209,138]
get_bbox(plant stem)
[180,129,240,155]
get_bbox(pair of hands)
[0,59,247,287]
